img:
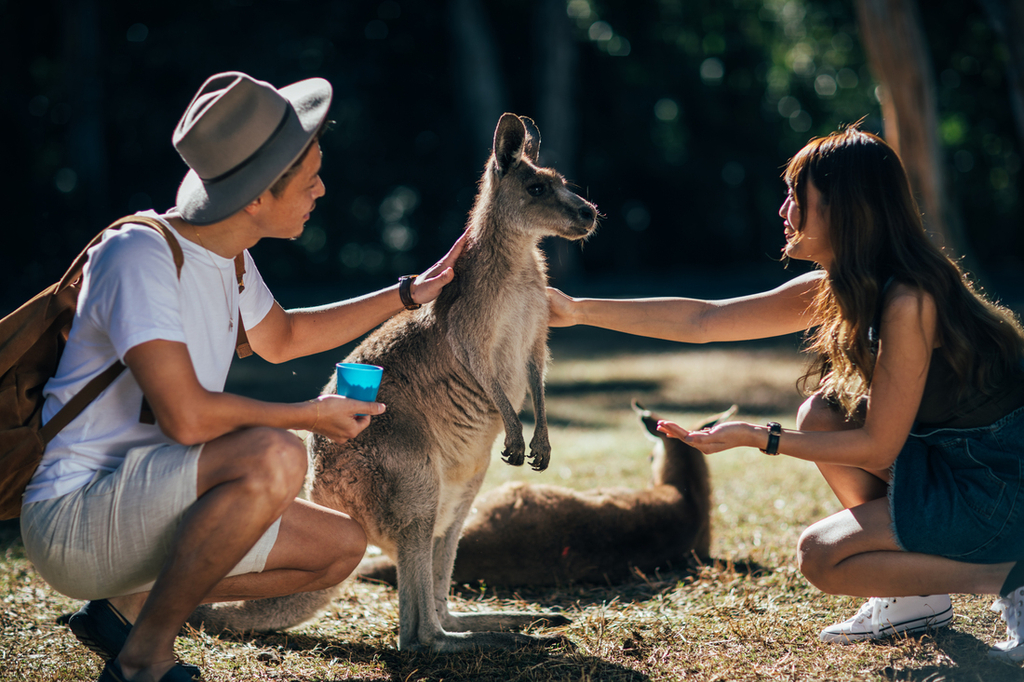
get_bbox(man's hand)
[309,394,386,444]
[409,231,468,305]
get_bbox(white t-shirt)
[24,211,276,504]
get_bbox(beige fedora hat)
[173,71,332,225]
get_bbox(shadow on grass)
[186,560,770,681]
[545,379,663,396]
[205,630,649,682]
[879,628,1024,681]
[0,518,21,546]
[442,557,771,610]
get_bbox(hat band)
[201,107,293,185]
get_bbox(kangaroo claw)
[528,450,550,471]
[527,438,551,471]
[502,448,525,466]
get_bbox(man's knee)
[241,428,308,502]
[323,519,367,585]
[295,514,367,588]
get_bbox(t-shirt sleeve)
[239,249,275,329]
[82,228,187,361]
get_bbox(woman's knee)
[797,393,860,433]
[797,522,843,594]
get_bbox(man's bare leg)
[108,496,366,619]
[107,427,364,681]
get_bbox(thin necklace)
[192,225,234,331]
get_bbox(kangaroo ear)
[700,404,739,430]
[493,113,527,177]
[520,116,541,163]
[633,399,663,438]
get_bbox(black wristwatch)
[760,421,782,455]
[398,274,421,310]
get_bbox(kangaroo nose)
[578,206,595,222]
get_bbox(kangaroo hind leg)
[432,499,569,634]
[396,517,563,651]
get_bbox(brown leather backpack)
[0,215,250,520]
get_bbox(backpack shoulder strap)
[110,215,185,279]
[57,215,185,293]
[233,253,252,359]
[38,362,126,444]
[40,216,186,441]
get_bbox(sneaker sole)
[820,605,953,644]
[989,642,1024,663]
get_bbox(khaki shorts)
[20,441,281,600]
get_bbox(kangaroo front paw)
[528,440,551,471]
[502,445,525,466]
[499,430,524,466]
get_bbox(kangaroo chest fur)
[309,237,550,556]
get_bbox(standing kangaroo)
[187,113,597,651]
[358,402,730,587]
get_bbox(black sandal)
[68,600,131,662]
[68,600,201,680]
[97,658,200,682]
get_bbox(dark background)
[2,0,1022,315]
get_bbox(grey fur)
[189,114,597,652]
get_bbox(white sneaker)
[819,595,953,644]
[989,586,1024,662]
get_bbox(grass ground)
[2,327,1022,681]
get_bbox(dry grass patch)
[3,339,1023,680]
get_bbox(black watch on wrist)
[760,421,782,455]
[398,274,421,310]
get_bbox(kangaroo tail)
[354,554,398,586]
[186,586,341,634]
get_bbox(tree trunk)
[534,0,583,284]
[448,0,506,163]
[61,0,108,225]
[854,0,962,254]
[978,0,1024,150]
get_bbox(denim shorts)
[890,404,1024,563]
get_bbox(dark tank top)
[915,352,1024,428]
[871,278,1024,429]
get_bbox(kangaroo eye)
[527,183,545,197]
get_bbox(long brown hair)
[785,125,1024,416]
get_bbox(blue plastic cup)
[335,363,384,403]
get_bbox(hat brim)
[175,77,332,225]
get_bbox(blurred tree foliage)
[1,0,1020,311]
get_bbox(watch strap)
[398,274,421,310]
[760,421,782,455]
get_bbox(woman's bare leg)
[797,394,889,508]
[798,497,1012,597]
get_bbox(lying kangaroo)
[188,113,597,651]
[358,402,731,587]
